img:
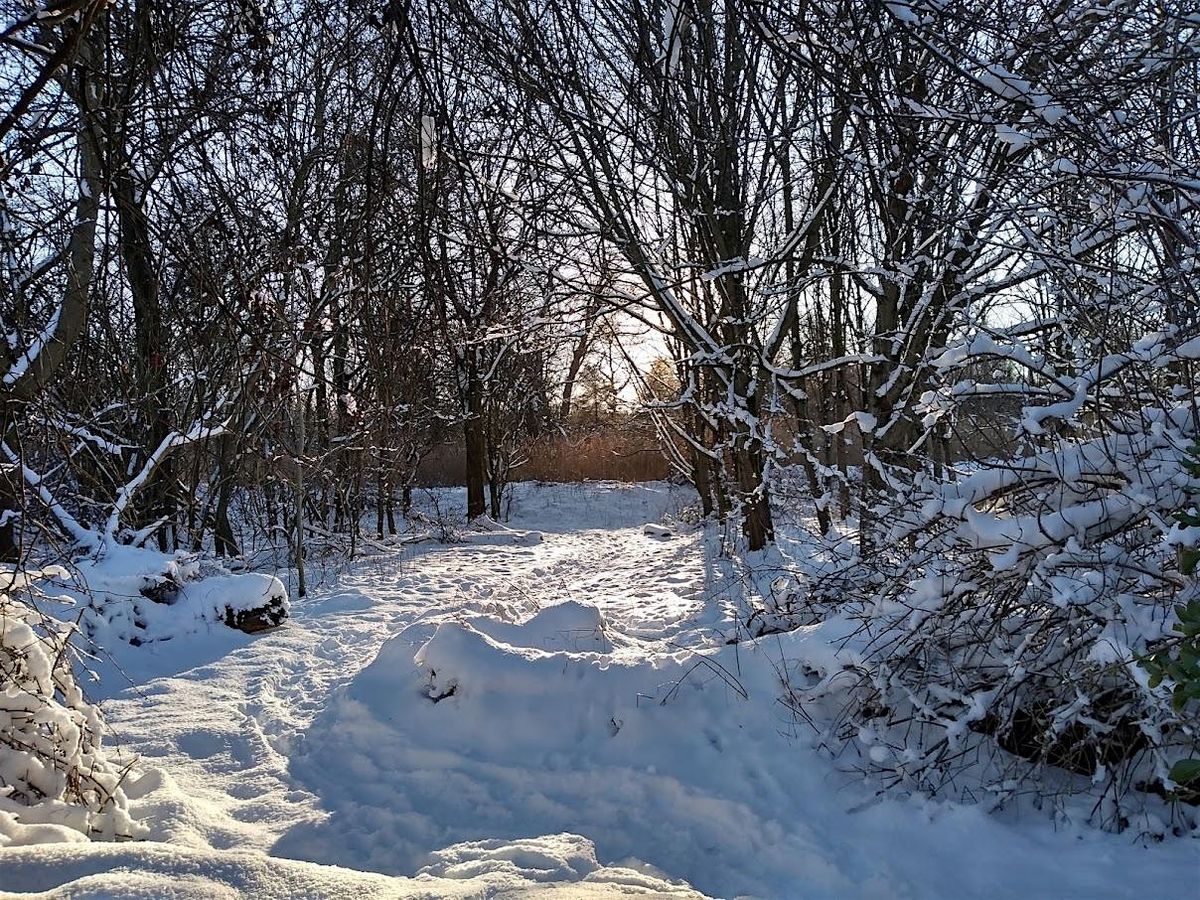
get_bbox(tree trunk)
[732,438,773,551]
[114,162,174,549]
[0,38,103,560]
[464,360,487,520]
[293,397,307,598]
[0,461,21,564]
[213,435,239,557]
[690,444,715,518]
[488,474,502,520]
[559,307,595,424]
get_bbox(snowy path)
[0,484,1192,898]
[96,485,731,871]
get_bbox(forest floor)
[0,483,1194,899]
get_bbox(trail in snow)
[84,485,726,859]
[0,483,1193,899]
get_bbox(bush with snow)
[0,569,145,846]
[833,443,1193,831]
[771,329,1200,835]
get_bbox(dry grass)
[416,427,669,485]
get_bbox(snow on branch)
[0,443,98,551]
[2,304,61,389]
[103,419,228,546]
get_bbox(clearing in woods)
[0,484,1190,899]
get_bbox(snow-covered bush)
[1139,441,1200,798]
[832,449,1194,827]
[778,327,1200,834]
[0,569,145,844]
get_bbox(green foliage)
[1179,442,1200,575]
[1141,604,1200,795]
[1141,600,1200,712]
[1144,442,1200,793]
[1170,758,1200,787]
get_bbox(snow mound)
[181,573,288,633]
[462,516,543,546]
[641,523,673,539]
[281,606,814,896]
[468,600,609,652]
[421,832,600,882]
[0,812,92,849]
[0,838,696,898]
[411,620,626,711]
[419,832,696,894]
[62,545,289,645]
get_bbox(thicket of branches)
[0,0,611,576]
[3,0,1199,827]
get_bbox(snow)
[42,544,290,649]
[420,115,437,171]
[103,420,229,545]
[0,575,146,849]
[2,304,61,388]
[884,1,921,24]
[459,514,543,546]
[821,410,877,435]
[0,483,1193,898]
[0,838,697,898]
[994,124,1033,152]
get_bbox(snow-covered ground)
[1,483,1195,898]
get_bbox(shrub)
[0,569,144,842]
[782,405,1200,834]
[1139,441,1200,798]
